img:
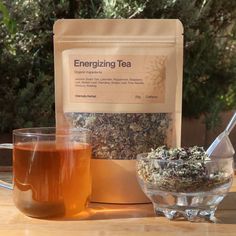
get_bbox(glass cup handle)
[0,143,13,190]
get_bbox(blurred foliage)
[0,0,236,132]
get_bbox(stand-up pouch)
[54,19,183,203]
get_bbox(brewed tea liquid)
[13,141,91,218]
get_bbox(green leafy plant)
[0,0,235,132]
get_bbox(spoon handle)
[225,112,236,134]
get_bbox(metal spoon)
[206,112,236,158]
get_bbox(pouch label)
[63,54,166,104]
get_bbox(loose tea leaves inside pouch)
[53,19,184,160]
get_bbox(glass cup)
[0,127,91,218]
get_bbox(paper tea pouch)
[53,19,184,203]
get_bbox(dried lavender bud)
[65,113,171,159]
[137,146,232,192]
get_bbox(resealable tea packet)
[53,19,183,203]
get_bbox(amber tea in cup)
[0,127,91,218]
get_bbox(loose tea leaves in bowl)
[136,146,234,222]
[137,146,232,192]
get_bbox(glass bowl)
[136,153,234,222]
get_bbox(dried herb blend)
[66,113,171,159]
[137,146,232,192]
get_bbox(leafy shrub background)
[0,0,236,132]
